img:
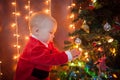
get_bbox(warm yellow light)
[70,36,74,39]
[112,48,116,53]
[85,55,88,58]
[79,48,82,52]
[91,0,97,3]
[70,14,74,18]
[0,61,2,63]
[12,12,15,15]
[86,58,89,61]
[13,34,20,37]
[97,47,103,52]
[113,74,118,78]
[69,24,74,28]
[74,45,79,48]
[11,23,16,28]
[97,42,101,45]
[16,12,20,16]
[13,45,20,48]
[110,48,116,56]
[17,34,20,37]
[108,38,114,43]
[84,52,88,56]
[13,34,17,36]
[106,36,114,43]
[13,45,17,47]
[57,78,60,80]
[25,16,29,20]
[78,62,82,67]
[67,6,71,9]
[70,62,75,66]
[73,26,75,29]
[25,36,29,40]
[71,3,76,7]
[11,2,16,6]
[45,0,49,5]
[0,73,3,75]
[13,54,20,60]
[25,5,29,9]
[29,11,33,14]
[44,9,50,14]
[17,45,21,49]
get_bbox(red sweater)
[14,36,68,80]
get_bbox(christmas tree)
[50,0,120,80]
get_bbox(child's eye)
[49,32,53,34]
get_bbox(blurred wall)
[52,0,71,50]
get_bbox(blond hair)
[30,12,57,34]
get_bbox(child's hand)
[70,48,81,60]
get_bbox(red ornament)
[92,41,97,47]
[113,24,120,31]
[88,5,94,10]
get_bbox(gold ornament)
[81,20,90,33]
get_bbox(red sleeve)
[30,43,68,66]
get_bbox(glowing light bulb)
[79,48,82,52]
[84,52,88,56]
[25,36,29,40]
[86,58,89,61]
[70,62,75,66]
[0,73,3,75]
[13,54,20,60]
[11,2,16,6]
[25,5,29,9]
[17,45,21,49]
[71,3,76,7]
[108,38,114,43]
[13,45,17,47]
[113,73,117,78]
[11,23,16,28]
[45,9,50,14]
[74,44,79,48]
[45,0,49,5]
[69,24,74,28]
[25,16,29,20]
[12,12,15,15]
[70,36,74,39]
[91,0,97,3]
[29,11,32,14]
[13,34,17,36]
[70,14,74,18]
[16,12,20,16]
[16,34,20,37]
[97,47,103,52]
[67,6,71,9]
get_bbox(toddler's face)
[37,20,57,43]
[30,13,57,43]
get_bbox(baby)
[14,12,80,80]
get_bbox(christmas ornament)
[68,70,81,80]
[75,37,82,45]
[81,20,90,33]
[113,21,120,30]
[88,2,95,10]
[103,22,111,31]
[105,36,114,43]
[92,41,97,47]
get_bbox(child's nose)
[52,34,55,38]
